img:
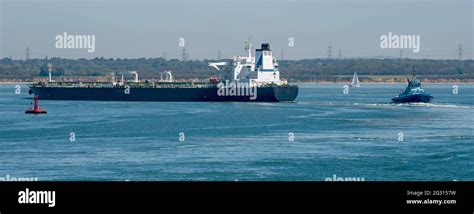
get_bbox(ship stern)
[273,85,298,102]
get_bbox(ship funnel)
[255,43,274,71]
[261,43,270,51]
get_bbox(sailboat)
[351,72,360,88]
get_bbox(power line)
[181,48,188,61]
[26,47,30,60]
[280,50,284,60]
[327,46,332,59]
[217,50,221,60]
[338,49,342,59]
[458,44,463,60]
[162,51,167,60]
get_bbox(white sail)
[351,72,360,87]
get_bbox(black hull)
[391,94,433,103]
[29,85,298,102]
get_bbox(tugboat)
[391,66,433,103]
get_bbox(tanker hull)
[29,85,298,102]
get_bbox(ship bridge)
[209,41,286,87]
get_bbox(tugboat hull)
[391,94,433,103]
[391,66,433,103]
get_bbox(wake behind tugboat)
[28,42,298,102]
[391,66,433,103]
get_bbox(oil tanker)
[29,42,298,102]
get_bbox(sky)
[0,0,472,60]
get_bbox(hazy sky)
[1,0,472,60]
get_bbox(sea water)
[0,84,472,181]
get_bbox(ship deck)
[29,81,217,89]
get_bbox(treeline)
[0,57,472,82]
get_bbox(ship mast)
[47,63,53,82]
[244,36,252,60]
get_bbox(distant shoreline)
[1,81,473,85]
[0,82,32,84]
[296,82,474,85]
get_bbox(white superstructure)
[209,41,286,86]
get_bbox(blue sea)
[0,84,473,181]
